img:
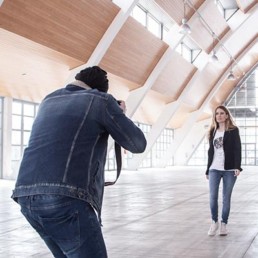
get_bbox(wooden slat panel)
[100,17,168,85]
[236,0,257,13]
[152,52,197,101]
[0,29,82,102]
[155,0,229,53]
[189,0,230,53]
[0,0,119,61]
[154,0,204,25]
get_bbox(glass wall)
[107,123,174,170]
[11,100,39,178]
[136,125,174,168]
[188,66,258,166]
[176,40,202,64]
[151,128,174,167]
[227,69,258,165]
[130,2,172,40]
[8,100,174,175]
[123,123,151,169]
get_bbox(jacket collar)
[67,80,92,90]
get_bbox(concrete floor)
[0,166,257,258]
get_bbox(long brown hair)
[208,105,236,139]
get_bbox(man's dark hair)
[75,66,109,92]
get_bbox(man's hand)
[118,100,126,114]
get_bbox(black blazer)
[206,127,242,175]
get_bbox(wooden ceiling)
[0,0,257,129]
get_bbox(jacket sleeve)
[104,95,147,153]
[233,127,242,171]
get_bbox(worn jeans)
[208,169,237,224]
[17,195,107,258]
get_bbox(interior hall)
[0,0,257,257]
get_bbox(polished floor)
[0,166,258,258]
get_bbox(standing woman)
[206,105,242,236]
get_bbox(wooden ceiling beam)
[65,0,140,83]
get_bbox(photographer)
[11,66,147,257]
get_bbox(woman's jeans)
[17,195,107,258]
[208,169,237,224]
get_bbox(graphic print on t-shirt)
[214,137,223,149]
[210,131,225,170]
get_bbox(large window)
[138,126,174,168]
[124,123,152,168]
[214,0,239,21]
[131,2,173,40]
[105,123,151,171]
[176,37,202,64]
[188,66,258,166]
[106,122,174,170]
[227,69,258,165]
[151,128,174,167]
[138,123,152,168]
[11,100,39,178]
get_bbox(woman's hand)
[206,175,209,180]
[234,169,241,176]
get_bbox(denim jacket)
[11,84,147,222]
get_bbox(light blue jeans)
[208,169,237,224]
[17,195,107,258]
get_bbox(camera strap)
[104,142,122,186]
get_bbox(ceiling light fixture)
[227,59,235,80]
[209,32,219,63]
[179,0,191,34]
[210,51,219,62]
[185,0,245,78]
[227,70,235,80]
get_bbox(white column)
[2,97,12,179]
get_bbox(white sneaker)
[219,222,228,236]
[208,221,219,236]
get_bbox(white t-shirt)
[210,130,225,171]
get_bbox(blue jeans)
[17,195,107,258]
[208,169,237,224]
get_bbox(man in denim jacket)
[11,66,147,258]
